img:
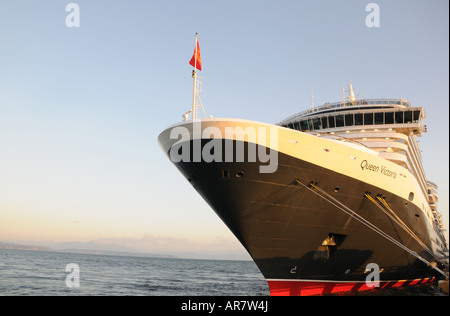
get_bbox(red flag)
[189,39,202,71]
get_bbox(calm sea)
[0,249,446,296]
[0,249,268,296]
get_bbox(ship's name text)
[360,160,397,179]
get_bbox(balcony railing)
[281,98,411,124]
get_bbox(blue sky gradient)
[0,0,448,258]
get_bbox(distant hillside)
[0,240,250,260]
[0,241,177,259]
[0,241,51,252]
[54,248,178,258]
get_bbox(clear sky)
[0,0,448,259]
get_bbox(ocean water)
[0,249,269,296]
[0,249,446,296]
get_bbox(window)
[375,112,384,124]
[364,113,373,125]
[385,112,394,124]
[222,169,229,178]
[413,110,421,123]
[300,120,308,130]
[404,111,412,123]
[312,118,321,130]
[329,116,336,128]
[336,115,345,127]
[355,113,363,126]
[321,117,329,129]
[395,111,404,124]
[345,114,354,126]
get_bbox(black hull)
[167,139,446,292]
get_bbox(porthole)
[334,187,340,193]
[235,171,244,178]
[408,192,414,201]
[188,175,197,183]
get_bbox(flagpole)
[191,33,198,120]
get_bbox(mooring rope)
[294,178,448,279]
[367,193,443,266]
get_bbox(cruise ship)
[158,82,448,296]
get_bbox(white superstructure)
[279,83,446,245]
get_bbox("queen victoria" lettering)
[360,160,397,179]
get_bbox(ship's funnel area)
[348,82,356,102]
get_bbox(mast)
[188,33,206,120]
[192,33,199,120]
